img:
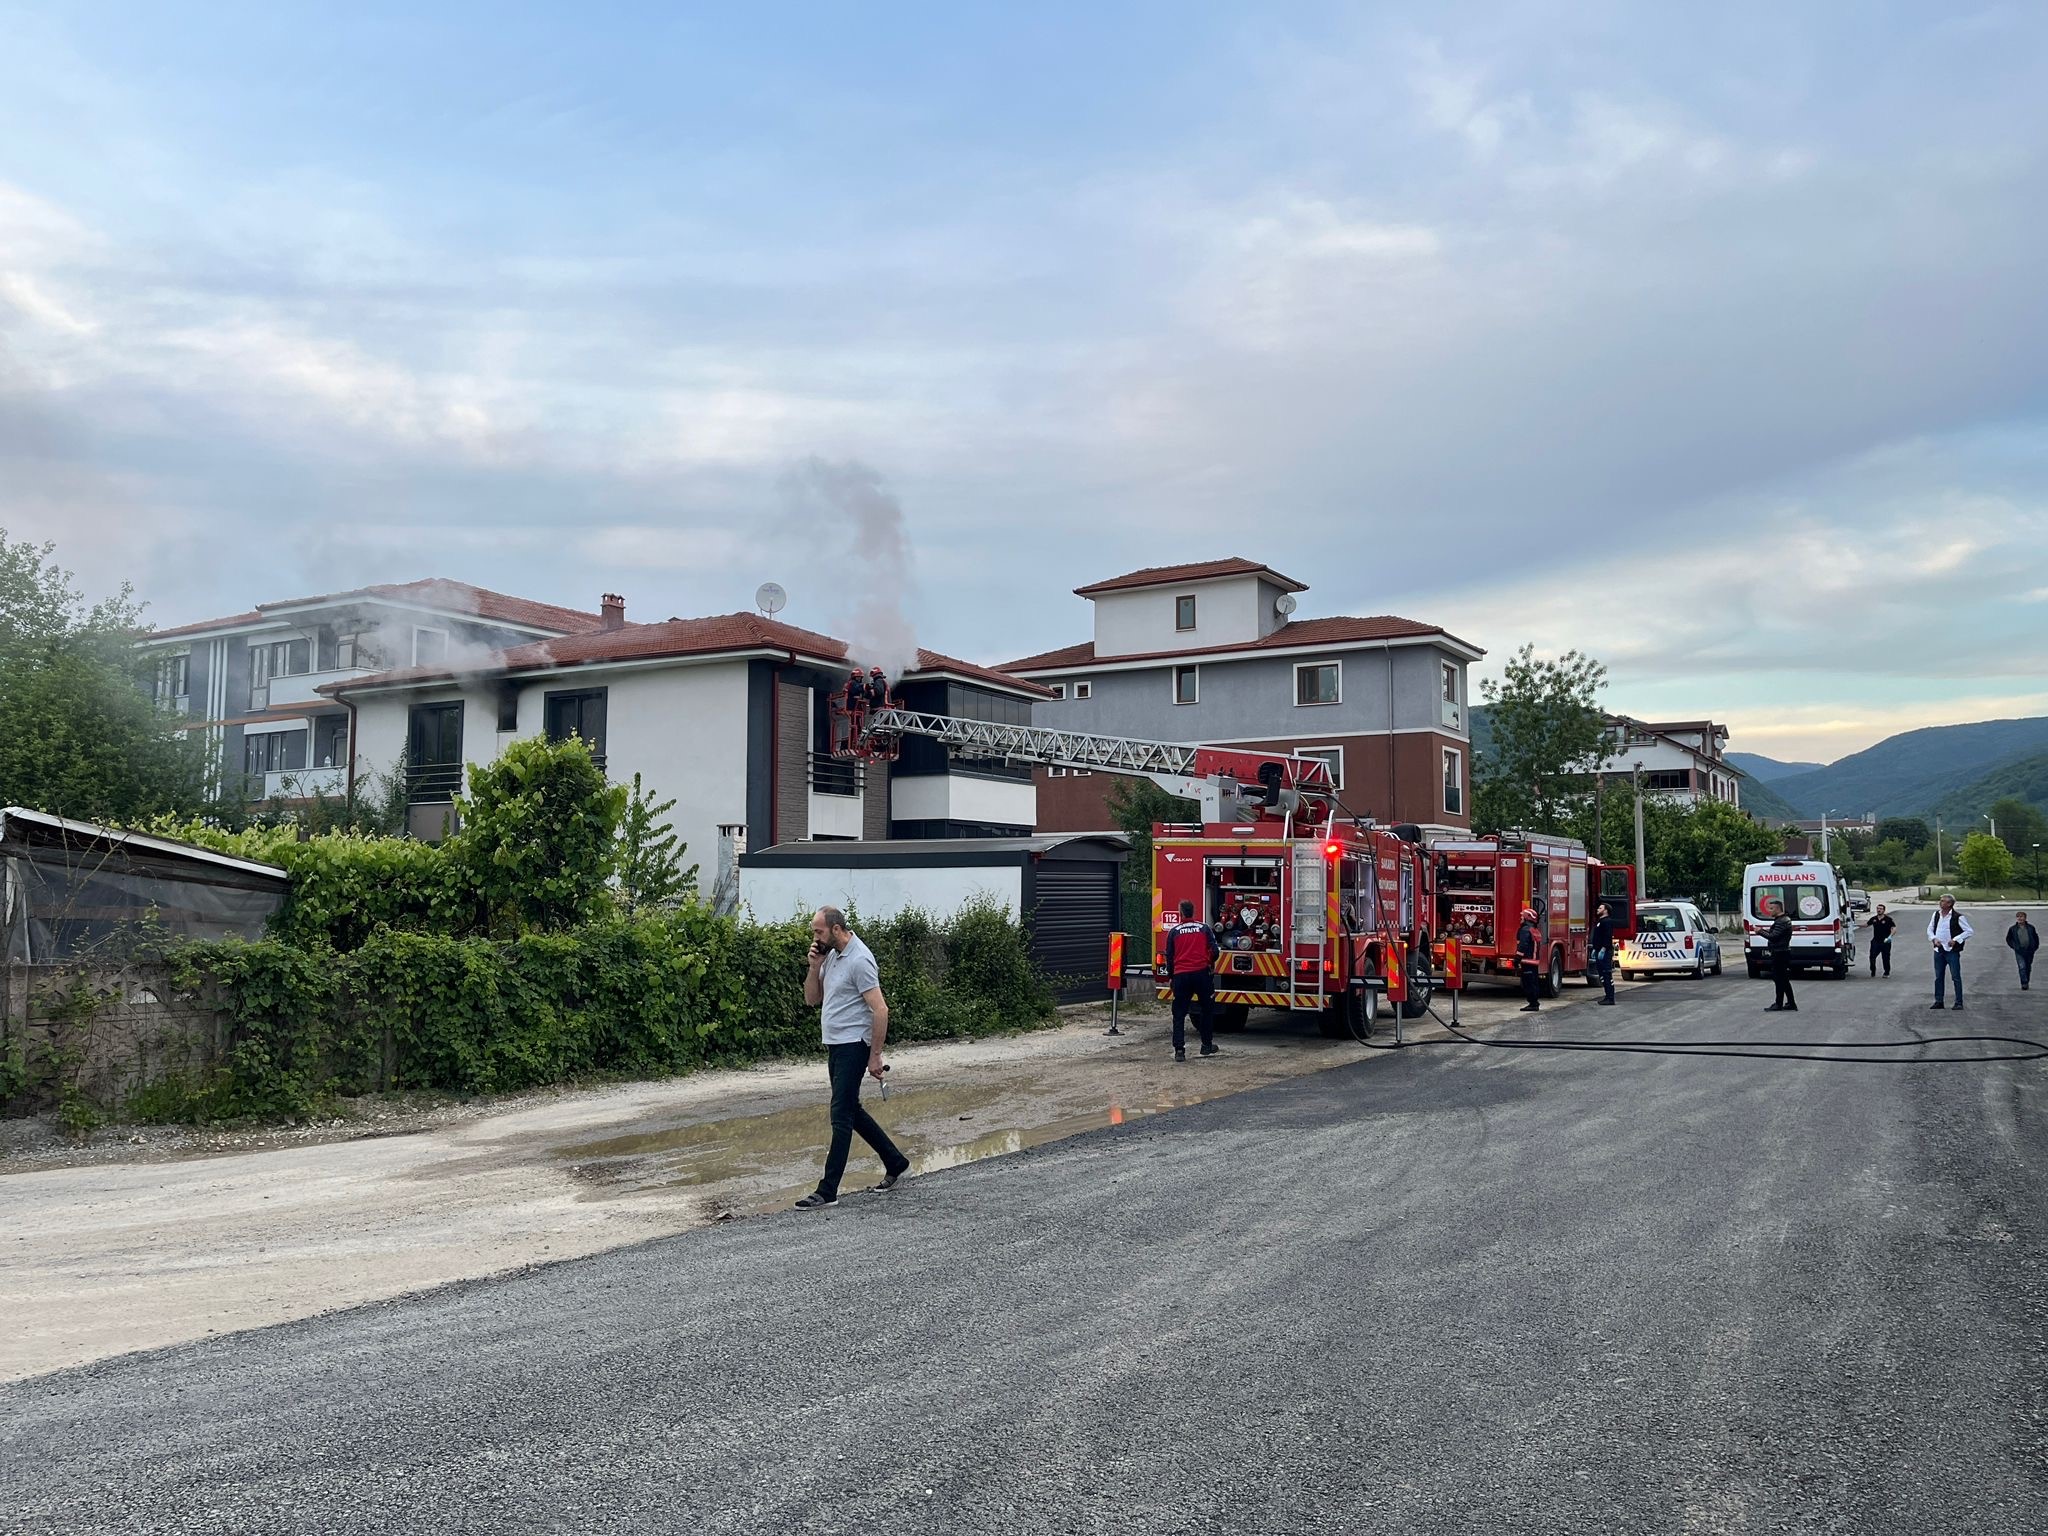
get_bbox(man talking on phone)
[795,907,911,1210]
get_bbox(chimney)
[600,593,626,631]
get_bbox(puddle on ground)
[550,1068,1254,1213]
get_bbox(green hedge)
[140,898,1055,1123]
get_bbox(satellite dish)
[1275,593,1298,617]
[755,582,787,618]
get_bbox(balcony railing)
[406,762,466,804]
[809,752,862,798]
[243,767,347,802]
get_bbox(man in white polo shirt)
[795,906,911,1210]
[1928,895,1974,1011]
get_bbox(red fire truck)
[1430,832,1637,995]
[832,690,1437,1041]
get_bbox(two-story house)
[1001,557,1483,833]
[134,580,605,803]
[322,610,1050,873]
[1593,717,1746,807]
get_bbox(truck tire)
[1215,1003,1250,1033]
[1541,948,1565,998]
[1325,987,1373,1042]
[1400,964,1434,1020]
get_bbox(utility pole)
[1632,761,1646,900]
[1594,773,1606,861]
[1935,818,1945,880]
[1820,808,1831,864]
[2034,843,2043,901]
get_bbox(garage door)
[1030,862,1119,1001]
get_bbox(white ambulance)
[1741,858,1856,979]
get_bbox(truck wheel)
[1400,966,1434,1020]
[1541,948,1565,998]
[1832,962,1849,979]
[1215,1003,1250,1033]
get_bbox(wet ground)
[2,988,1575,1381]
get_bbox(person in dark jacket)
[2008,912,2039,991]
[1764,897,1797,1012]
[1161,899,1219,1062]
[1515,906,1542,1012]
[1866,904,1897,977]
[1589,902,1617,1005]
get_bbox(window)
[1175,594,1197,631]
[1640,769,1691,791]
[1049,683,1067,699]
[1048,766,1067,778]
[1294,746,1343,790]
[312,715,348,769]
[1073,680,1092,700]
[1173,665,1199,705]
[406,702,465,803]
[1443,747,1464,815]
[1441,661,1459,705]
[413,627,449,666]
[1072,768,1092,777]
[543,688,608,765]
[243,729,307,777]
[1750,882,1831,921]
[153,653,189,709]
[496,686,520,733]
[1295,661,1340,706]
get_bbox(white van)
[1741,858,1855,979]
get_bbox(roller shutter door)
[1030,861,1118,1001]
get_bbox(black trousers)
[1591,953,1615,1002]
[1869,939,1891,975]
[817,1041,907,1200]
[1171,972,1215,1052]
[1519,965,1541,1006]
[1770,951,1796,1008]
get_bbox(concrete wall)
[889,774,1037,827]
[739,864,1022,925]
[1093,576,1268,658]
[2,964,221,1115]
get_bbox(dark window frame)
[1294,661,1341,707]
[542,687,609,765]
[1175,594,1197,631]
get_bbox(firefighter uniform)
[1516,909,1542,1012]
[1161,918,1220,1060]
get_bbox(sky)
[3,1,2046,763]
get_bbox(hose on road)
[1362,999,2048,1064]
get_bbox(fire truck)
[832,679,1436,1042]
[1430,832,1638,995]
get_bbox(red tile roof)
[1072,556,1308,598]
[145,610,267,641]
[259,579,601,633]
[1002,614,1475,671]
[324,613,1055,698]
[141,580,602,644]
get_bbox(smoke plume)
[782,456,920,677]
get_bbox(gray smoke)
[782,455,920,677]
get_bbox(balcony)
[244,767,347,802]
[254,667,380,711]
[406,762,466,805]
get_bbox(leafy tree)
[1988,796,2048,862]
[1859,837,1911,885]
[1105,778,1197,961]
[1656,800,1785,909]
[1957,831,2015,890]
[0,529,215,822]
[1874,817,1931,854]
[616,773,698,912]
[453,735,628,936]
[1473,645,1609,836]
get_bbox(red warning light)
[1323,842,1341,857]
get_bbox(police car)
[1618,901,1723,979]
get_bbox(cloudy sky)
[4,2,2046,762]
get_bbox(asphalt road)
[5,964,2045,1535]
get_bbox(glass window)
[1441,661,1458,704]
[1295,663,1339,705]
[406,702,465,803]
[1173,665,1198,705]
[1175,594,1196,630]
[1073,681,1092,699]
[1636,906,1683,933]
[543,689,608,761]
[1749,882,1831,921]
[1443,747,1464,815]
[413,628,449,666]
[1049,683,1066,699]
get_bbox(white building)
[1593,718,1745,807]
[323,610,1050,883]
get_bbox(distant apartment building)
[1000,557,1482,833]
[321,610,1050,877]
[1593,717,1745,807]
[134,581,605,802]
